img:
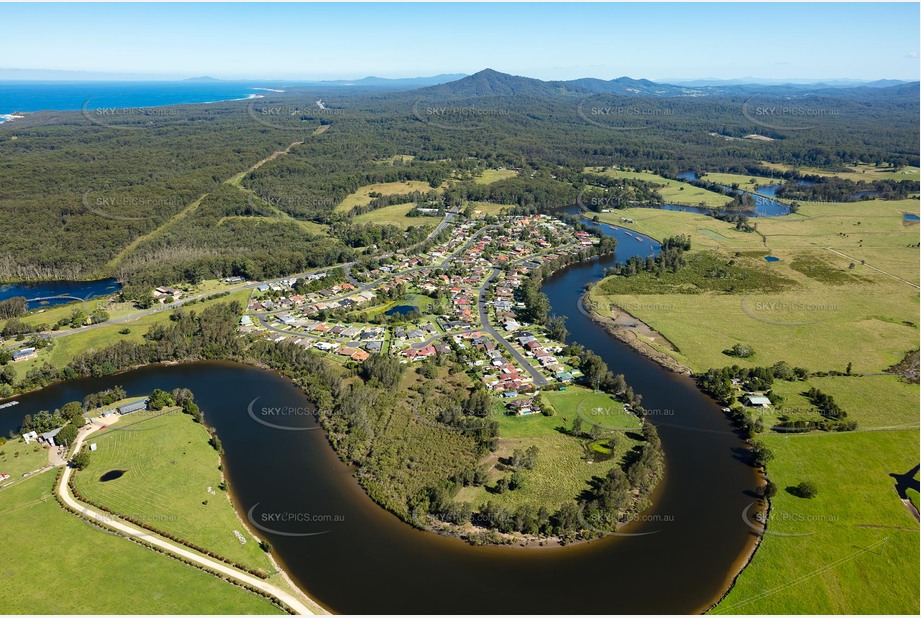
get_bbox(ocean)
[0,81,284,122]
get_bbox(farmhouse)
[12,347,36,362]
[154,286,182,300]
[743,394,772,408]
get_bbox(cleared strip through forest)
[103,140,306,273]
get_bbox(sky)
[1,2,919,82]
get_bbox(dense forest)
[0,71,917,285]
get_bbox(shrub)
[724,343,755,358]
[790,480,819,498]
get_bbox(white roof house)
[22,430,38,444]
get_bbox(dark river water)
[0,222,763,614]
[0,278,121,309]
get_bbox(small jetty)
[0,400,19,409]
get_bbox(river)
[0,278,120,309]
[0,224,763,613]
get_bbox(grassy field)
[373,154,415,165]
[454,386,642,512]
[335,180,434,213]
[585,166,733,207]
[0,438,50,483]
[474,169,518,185]
[762,161,921,182]
[766,374,919,430]
[15,296,112,330]
[466,201,515,217]
[714,429,919,614]
[700,172,784,190]
[352,202,443,229]
[589,199,919,613]
[71,409,275,574]
[8,289,251,381]
[361,291,437,318]
[592,200,919,374]
[0,474,282,614]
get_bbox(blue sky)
[2,2,919,81]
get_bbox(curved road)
[59,422,323,615]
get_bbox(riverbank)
[580,293,691,376]
[585,201,919,613]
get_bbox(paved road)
[477,268,548,386]
[437,224,495,269]
[59,421,322,615]
[38,211,464,343]
[39,262,354,342]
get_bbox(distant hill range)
[314,74,467,88]
[406,68,919,99]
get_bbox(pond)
[384,304,418,316]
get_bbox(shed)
[39,427,62,446]
[118,399,149,415]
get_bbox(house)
[154,286,182,300]
[364,341,383,352]
[743,395,772,408]
[39,427,63,446]
[22,430,38,445]
[12,347,36,362]
[350,349,371,362]
[118,399,149,415]
[277,314,296,326]
[508,398,540,416]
